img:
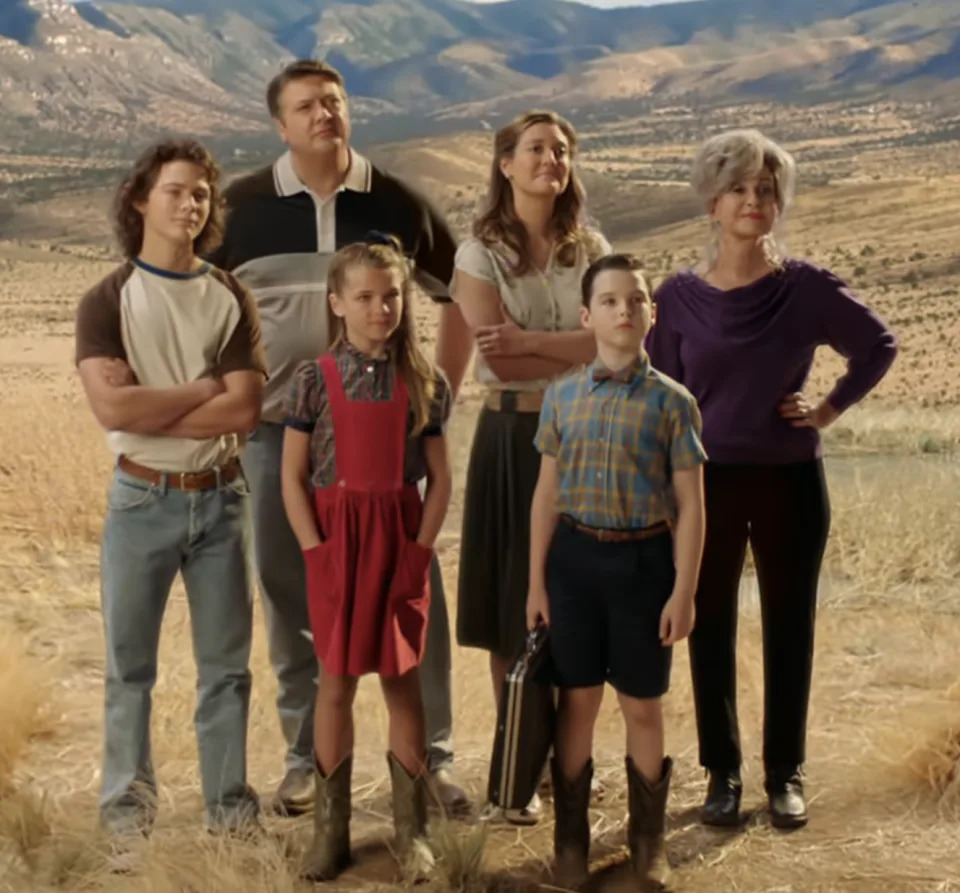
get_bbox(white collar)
[273,148,372,198]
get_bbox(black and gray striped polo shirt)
[210,149,456,422]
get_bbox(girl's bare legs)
[555,686,605,777]
[617,692,665,782]
[314,673,359,774]
[381,667,434,878]
[380,667,427,774]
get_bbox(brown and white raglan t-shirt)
[74,258,267,472]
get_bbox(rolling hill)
[0,0,957,152]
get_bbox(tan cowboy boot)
[626,756,673,891]
[301,755,352,882]
[551,757,593,890]
[267,766,314,817]
[387,752,436,883]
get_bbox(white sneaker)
[479,792,543,826]
[426,768,472,817]
[504,791,543,826]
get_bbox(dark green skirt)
[456,405,542,660]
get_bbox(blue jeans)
[98,466,259,833]
[243,422,454,774]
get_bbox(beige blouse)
[452,232,611,392]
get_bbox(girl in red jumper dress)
[281,236,453,883]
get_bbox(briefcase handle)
[520,622,548,668]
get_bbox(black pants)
[690,460,830,776]
[546,520,675,699]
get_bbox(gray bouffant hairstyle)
[690,129,797,271]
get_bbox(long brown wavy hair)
[473,110,598,276]
[112,139,224,260]
[326,237,437,435]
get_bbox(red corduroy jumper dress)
[304,354,432,677]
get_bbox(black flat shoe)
[767,770,808,829]
[701,769,742,827]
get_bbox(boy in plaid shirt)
[527,254,707,891]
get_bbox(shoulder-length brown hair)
[326,237,437,436]
[112,139,225,260]
[473,110,595,277]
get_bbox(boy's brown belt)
[561,514,670,544]
[117,455,241,492]
[483,389,544,413]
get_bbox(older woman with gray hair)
[647,129,897,829]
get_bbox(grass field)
[1,122,959,891]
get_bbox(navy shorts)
[545,518,675,699]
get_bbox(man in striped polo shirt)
[210,59,473,818]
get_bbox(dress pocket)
[385,540,433,671]
[303,540,341,658]
[304,541,338,596]
[394,540,432,596]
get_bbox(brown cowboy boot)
[301,755,352,882]
[626,756,672,891]
[551,757,593,890]
[387,752,436,883]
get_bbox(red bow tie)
[593,366,634,384]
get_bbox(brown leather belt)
[483,389,544,413]
[118,455,241,492]
[561,514,670,544]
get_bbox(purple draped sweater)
[645,260,898,465]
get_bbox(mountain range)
[0,0,958,153]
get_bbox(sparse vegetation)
[1,109,959,893]
[0,633,53,797]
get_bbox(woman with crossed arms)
[450,109,609,824]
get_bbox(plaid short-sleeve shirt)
[282,341,451,489]
[535,353,707,529]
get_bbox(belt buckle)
[179,471,189,491]
[596,528,612,543]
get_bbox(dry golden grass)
[1,385,959,892]
[2,128,960,891]
[886,709,960,820]
[0,633,54,798]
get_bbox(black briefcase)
[487,624,556,811]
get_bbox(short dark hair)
[112,139,224,260]
[267,59,346,119]
[581,253,649,307]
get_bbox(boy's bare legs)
[617,693,665,782]
[314,674,358,774]
[552,686,604,888]
[619,691,672,888]
[556,686,605,777]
